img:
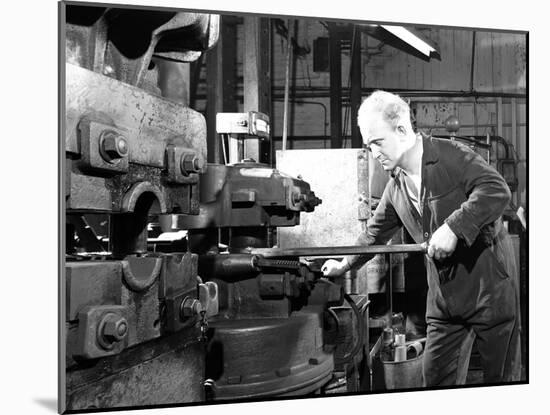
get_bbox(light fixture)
[380,25,438,59]
[360,24,441,61]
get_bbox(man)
[322,90,521,386]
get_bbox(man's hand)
[322,258,350,277]
[427,223,458,261]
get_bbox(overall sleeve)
[444,143,511,247]
[346,181,403,269]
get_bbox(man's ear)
[396,124,407,136]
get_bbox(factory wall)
[195,18,527,206]
[265,20,527,207]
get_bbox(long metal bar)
[248,243,426,258]
[243,17,261,161]
[350,27,363,148]
[206,18,237,164]
[469,31,476,93]
[193,90,527,101]
[282,19,293,152]
[329,24,342,148]
[386,253,393,329]
[511,97,519,208]
[259,17,273,165]
[271,86,527,99]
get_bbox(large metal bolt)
[179,297,202,320]
[100,131,128,161]
[180,153,205,175]
[101,313,128,343]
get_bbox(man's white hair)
[357,90,411,130]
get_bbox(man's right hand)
[321,258,350,277]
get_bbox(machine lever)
[248,243,428,258]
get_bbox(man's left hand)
[427,223,458,261]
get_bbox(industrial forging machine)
[63,7,222,408]
[63,6,423,411]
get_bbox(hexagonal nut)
[101,314,128,343]
[179,298,202,320]
[180,153,205,175]
[100,131,129,161]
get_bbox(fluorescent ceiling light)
[357,23,441,61]
[380,25,436,58]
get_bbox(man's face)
[362,117,407,171]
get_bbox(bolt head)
[180,298,199,319]
[116,138,128,155]
[102,314,128,342]
[180,153,204,175]
[101,131,128,161]
[193,157,205,171]
[180,297,205,321]
[116,321,128,336]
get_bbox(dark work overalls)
[348,135,521,386]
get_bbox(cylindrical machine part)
[206,313,334,400]
[198,254,260,281]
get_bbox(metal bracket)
[198,281,219,318]
[216,111,270,139]
[74,305,130,359]
[165,145,204,184]
[164,290,198,333]
[78,118,129,175]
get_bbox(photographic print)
[60,0,527,412]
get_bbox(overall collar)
[421,132,439,165]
